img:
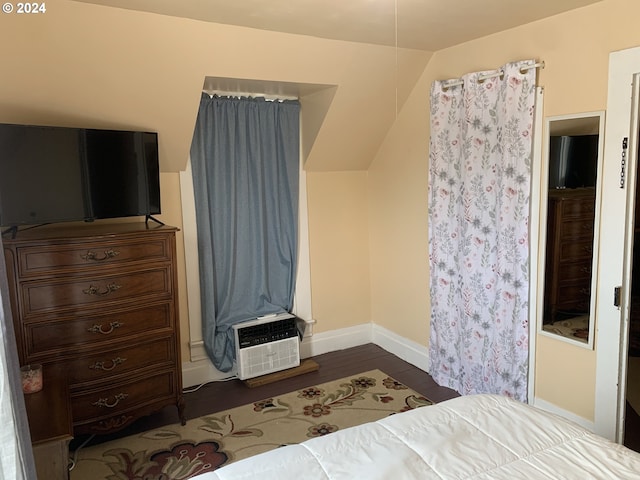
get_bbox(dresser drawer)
[24,302,173,358]
[559,218,594,240]
[555,283,591,312]
[71,370,177,425]
[558,239,593,261]
[65,336,175,387]
[15,236,172,278]
[559,196,596,218]
[21,267,173,318]
[554,261,592,284]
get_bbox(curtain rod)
[442,61,545,90]
[202,91,299,101]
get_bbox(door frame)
[594,46,640,442]
[528,87,545,403]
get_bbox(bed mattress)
[199,394,640,479]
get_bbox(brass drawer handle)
[87,321,124,335]
[81,249,120,262]
[95,415,133,432]
[92,393,129,409]
[83,283,121,296]
[89,357,127,371]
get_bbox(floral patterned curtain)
[428,60,536,402]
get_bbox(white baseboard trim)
[372,324,430,373]
[533,397,595,432]
[182,322,430,388]
[299,323,372,359]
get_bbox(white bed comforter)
[199,394,640,479]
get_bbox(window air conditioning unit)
[233,312,300,380]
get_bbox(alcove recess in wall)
[201,76,336,163]
[539,111,604,349]
[182,76,335,375]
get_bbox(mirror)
[539,111,604,348]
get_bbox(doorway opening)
[624,129,640,453]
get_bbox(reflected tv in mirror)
[0,123,160,227]
[548,134,598,189]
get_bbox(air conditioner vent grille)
[239,338,299,380]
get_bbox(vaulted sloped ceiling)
[199,43,429,172]
[0,1,602,172]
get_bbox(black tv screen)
[548,134,598,189]
[0,124,160,227]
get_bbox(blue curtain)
[190,93,300,372]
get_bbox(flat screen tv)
[548,134,598,189]
[0,123,160,228]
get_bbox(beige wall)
[157,173,189,359]
[368,92,431,342]
[0,0,430,174]
[307,171,371,330]
[369,0,640,421]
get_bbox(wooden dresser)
[544,188,596,324]
[3,223,185,435]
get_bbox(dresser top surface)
[2,222,178,244]
[548,187,595,199]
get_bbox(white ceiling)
[71,0,602,51]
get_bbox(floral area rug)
[542,315,589,343]
[70,369,432,480]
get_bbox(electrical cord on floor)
[68,434,95,472]
[182,375,238,394]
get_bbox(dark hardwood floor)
[71,343,640,455]
[71,343,458,450]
